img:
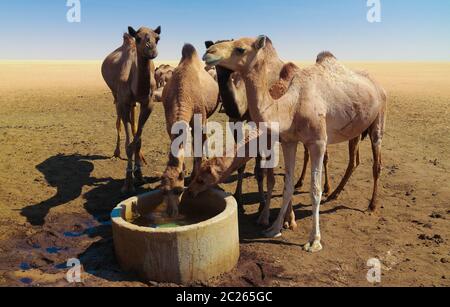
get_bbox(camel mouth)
[203,53,223,66]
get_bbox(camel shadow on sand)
[20,153,161,283]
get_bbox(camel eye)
[235,47,246,54]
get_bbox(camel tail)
[181,44,198,61]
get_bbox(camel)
[101,26,161,193]
[155,64,175,88]
[188,60,355,227]
[203,40,339,219]
[189,61,300,228]
[203,37,387,252]
[159,44,219,216]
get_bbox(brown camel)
[203,37,387,252]
[160,44,219,216]
[155,64,175,88]
[101,26,161,193]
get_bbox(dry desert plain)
[0,60,449,287]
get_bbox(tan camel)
[160,44,219,216]
[189,62,301,228]
[203,37,387,252]
[102,26,161,193]
[155,64,175,88]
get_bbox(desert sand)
[0,60,449,286]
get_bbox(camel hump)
[280,62,299,81]
[316,51,336,64]
[181,44,198,61]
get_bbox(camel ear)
[255,35,267,50]
[154,26,161,35]
[128,26,137,37]
[205,41,214,49]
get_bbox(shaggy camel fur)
[203,37,387,252]
[160,44,219,216]
[102,26,161,193]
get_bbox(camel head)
[187,159,222,198]
[128,26,161,60]
[160,166,185,218]
[203,36,269,74]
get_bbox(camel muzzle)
[203,53,222,66]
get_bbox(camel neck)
[242,46,284,124]
[216,67,245,119]
[137,55,151,97]
[244,62,277,124]
[216,128,263,183]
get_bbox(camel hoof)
[263,226,282,239]
[304,240,323,253]
[289,221,298,231]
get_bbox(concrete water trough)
[111,189,240,284]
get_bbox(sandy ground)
[0,60,449,287]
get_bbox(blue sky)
[0,0,449,61]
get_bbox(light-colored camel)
[155,64,175,88]
[204,40,339,218]
[189,62,300,229]
[102,26,161,193]
[203,37,387,252]
[160,44,219,216]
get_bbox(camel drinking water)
[159,44,219,217]
[202,36,387,252]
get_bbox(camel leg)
[369,123,384,211]
[263,142,297,238]
[327,137,361,201]
[131,105,147,166]
[114,116,122,159]
[132,101,153,185]
[119,103,135,194]
[283,200,298,231]
[323,150,331,196]
[257,167,274,226]
[234,164,245,212]
[304,141,326,253]
[192,118,208,181]
[232,123,244,211]
[131,105,138,136]
[295,145,309,190]
[255,156,266,213]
